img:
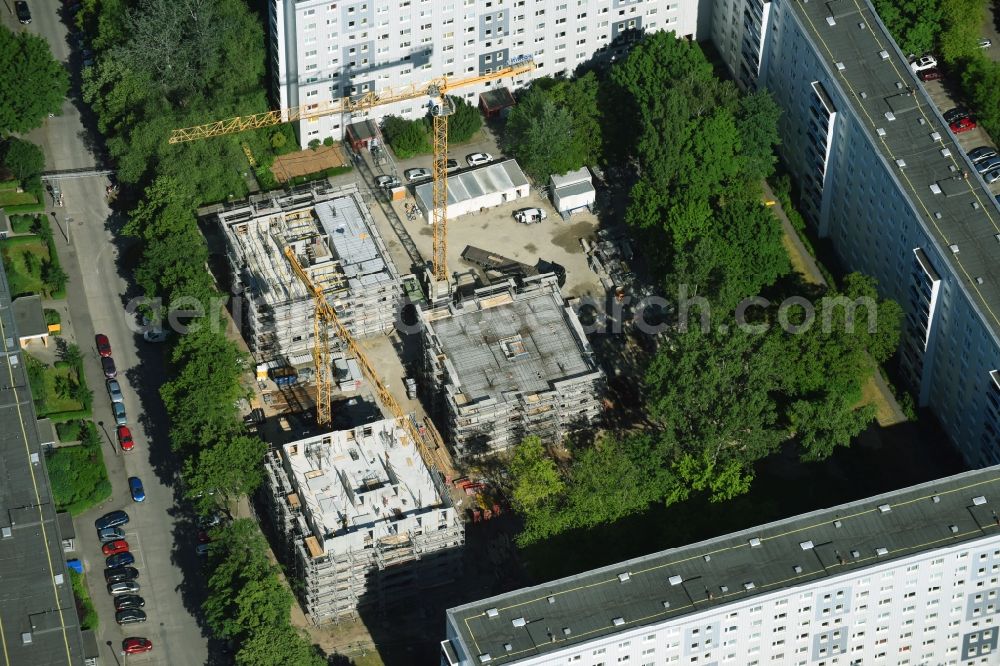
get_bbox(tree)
[183,434,266,515]
[0,27,68,134]
[734,91,782,182]
[381,115,431,158]
[1,138,45,183]
[508,436,564,512]
[443,95,482,143]
[872,0,944,56]
[503,90,582,181]
[961,56,1000,139]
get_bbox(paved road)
[6,2,210,664]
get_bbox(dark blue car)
[129,477,145,503]
[95,510,129,531]
[106,552,136,569]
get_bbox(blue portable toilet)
[66,559,83,574]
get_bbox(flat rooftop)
[789,0,1000,339]
[219,184,396,305]
[0,266,85,665]
[447,465,1000,664]
[415,159,529,212]
[423,276,598,403]
[281,417,445,556]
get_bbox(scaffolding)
[419,275,605,458]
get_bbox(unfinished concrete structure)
[263,417,465,622]
[419,275,604,458]
[219,184,399,366]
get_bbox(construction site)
[218,183,400,368]
[418,274,606,459]
[262,416,465,623]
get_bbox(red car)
[950,117,977,133]
[117,426,134,452]
[95,334,112,357]
[918,68,943,82]
[197,530,211,544]
[122,637,152,654]
[102,539,130,556]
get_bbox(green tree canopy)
[503,90,582,181]
[381,115,431,158]
[1,138,45,183]
[508,436,565,512]
[872,0,944,56]
[183,434,266,515]
[0,27,69,133]
[442,95,482,143]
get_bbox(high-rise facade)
[713,0,1000,467]
[442,467,1000,665]
[267,0,708,146]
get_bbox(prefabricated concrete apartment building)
[268,0,710,146]
[263,417,465,622]
[419,275,605,458]
[218,184,399,366]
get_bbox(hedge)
[0,180,18,191]
[284,165,353,188]
[2,202,45,214]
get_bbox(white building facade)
[443,468,1000,665]
[268,0,709,146]
[712,0,1000,468]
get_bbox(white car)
[404,168,431,182]
[514,207,548,224]
[910,55,937,73]
[978,38,993,49]
[466,152,493,167]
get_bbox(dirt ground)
[272,144,350,182]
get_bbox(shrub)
[381,115,431,158]
[2,202,44,214]
[43,308,60,325]
[308,138,321,150]
[269,132,286,150]
[45,422,111,515]
[69,571,98,631]
[323,136,334,147]
[10,213,38,233]
[56,419,82,442]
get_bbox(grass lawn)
[69,571,98,630]
[0,189,38,207]
[25,355,90,419]
[46,423,111,516]
[0,238,50,297]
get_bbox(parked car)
[114,594,145,611]
[106,379,124,403]
[950,117,977,134]
[98,527,126,543]
[102,539,130,556]
[466,152,493,166]
[197,530,212,544]
[944,107,971,123]
[404,168,431,181]
[15,1,31,24]
[197,512,226,529]
[968,146,998,164]
[104,567,139,584]
[910,55,937,72]
[112,401,127,426]
[95,510,129,531]
[117,425,134,452]
[985,168,1000,184]
[106,552,136,569]
[446,158,459,170]
[195,543,211,557]
[918,68,943,82]
[123,638,153,655]
[129,477,146,503]
[108,581,140,596]
[143,328,170,343]
[101,356,117,379]
[514,207,548,224]
[95,333,112,357]
[375,175,400,189]
[978,38,993,49]
[976,157,1000,174]
[115,609,147,625]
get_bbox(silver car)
[108,581,140,595]
[106,379,124,403]
[404,168,430,182]
[985,168,1000,185]
[112,401,127,426]
[976,157,1000,174]
[98,527,126,543]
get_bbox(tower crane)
[169,59,535,283]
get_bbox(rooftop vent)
[30,452,39,465]
[834,519,843,528]
[504,644,512,652]
[54,573,64,585]
[858,22,866,29]
[800,540,815,550]
[794,565,803,573]
[996,234,1000,243]
[878,504,892,513]
[977,277,985,285]
[879,49,890,59]
[860,91,868,99]
[1,526,11,539]
[826,16,836,25]
[851,550,861,558]
[895,81,904,90]
[933,495,941,503]
[896,159,906,168]
[662,601,671,609]
[885,111,896,121]
[749,537,762,548]
[876,547,889,556]
[877,127,886,136]
[720,585,729,593]
[478,654,492,663]
[974,496,988,506]
[20,633,31,646]
[512,617,526,628]
[836,62,846,71]
[950,524,960,533]
[949,244,960,253]
[669,575,683,586]
[932,131,945,142]
[486,608,499,618]
[612,617,626,627]
[935,211,944,219]
[930,183,943,194]
[703,554,711,562]
[940,147,950,157]
[562,627,571,636]
[744,581,756,590]
[547,596,555,604]
[618,572,631,583]
[973,202,980,210]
